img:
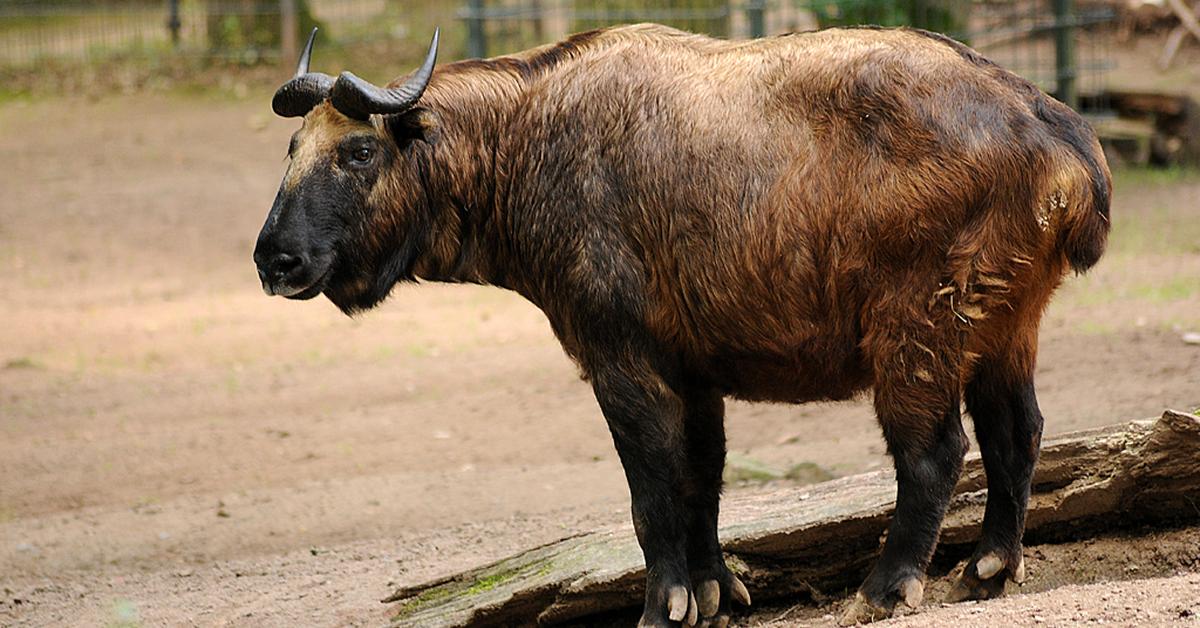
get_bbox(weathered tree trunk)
[385,410,1200,627]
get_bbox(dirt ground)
[1,87,1198,628]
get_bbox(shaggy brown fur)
[255,23,1111,627]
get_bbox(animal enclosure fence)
[0,0,1114,111]
[460,0,1116,110]
[0,0,406,67]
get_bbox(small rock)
[723,452,784,484]
[1183,332,1200,345]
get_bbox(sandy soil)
[0,92,1198,627]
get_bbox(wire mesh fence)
[458,0,1115,110]
[0,0,406,68]
[0,0,1115,110]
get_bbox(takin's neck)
[401,31,617,296]
[401,60,535,292]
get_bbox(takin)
[253,24,1110,627]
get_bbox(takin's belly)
[697,343,874,403]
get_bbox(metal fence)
[459,0,1116,110]
[0,0,407,67]
[0,0,1114,110]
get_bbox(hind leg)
[948,338,1043,601]
[842,327,969,624]
[679,386,750,627]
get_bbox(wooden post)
[746,0,766,39]
[1054,0,1078,109]
[280,0,298,64]
[465,0,487,59]
[167,0,181,48]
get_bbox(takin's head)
[253,28,441,314]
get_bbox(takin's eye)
[338,136,379,169]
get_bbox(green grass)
[1105,209,1200,259]
[1112,165,1200,188]
[1070,275,1198,307]
[1051,165,1199,334]
[1129,277,1200,303]
[1105,168,1200,258]
[3,356,43,370]
[1077,320,1118,336]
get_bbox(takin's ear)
[390,107,441,145]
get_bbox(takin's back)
[494,25,1110,394]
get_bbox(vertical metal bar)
[531,0,545,42]
[1054,0,1077,109]
[281,0,298,64]
[168,0,182,48]
[747,0,765,38]
[465,0,487,58]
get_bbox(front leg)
[591,350,698,628]
[681,386,751,628]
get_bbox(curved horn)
[272,28,334,118]
[295,26,318,77]
[330,28,439,121]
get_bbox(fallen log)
[385,410,1200,627]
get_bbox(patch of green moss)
[466,565,525,595]
[725,554,749,576]
[395,562,542,618]
[395,585,456,617]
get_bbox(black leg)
[843,396,968,624]
[680,386,750,627]
[948,362,1043,601]
[591,354,697,627]
[839,311,970,628]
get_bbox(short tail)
[1034,96,1112,273]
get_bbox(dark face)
[253,104,409,311]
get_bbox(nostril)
[270,253,304,280]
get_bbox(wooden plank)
[384,411,1200,627]
[1160,25,1188,70]
[1167,0,1200,45]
